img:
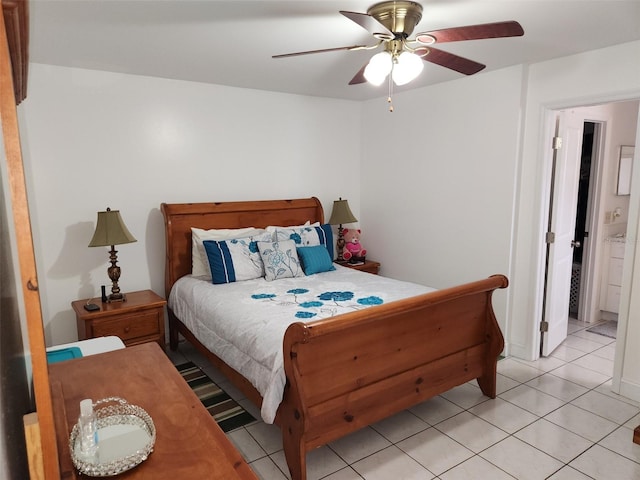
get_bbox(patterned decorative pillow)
[257,239,305,281]
[270,224,334,259]
[297,245,336,275]
[203,231,272,284]
[191,226,266,278]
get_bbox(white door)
[541,110,584,356]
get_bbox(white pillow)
[257,239,305,281]
[265,221,319,232]
[191,227,266,278]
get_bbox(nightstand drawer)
[92,311,161,341]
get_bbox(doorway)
[540,101,639,356]
[571,122,596,321]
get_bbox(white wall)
[509,41,640,365]
[17,40,640,402]
[361,41,640,401]
[360,65,525,337]
[18,64,363,345]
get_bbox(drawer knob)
[124,326,130,333]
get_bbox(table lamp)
[88,208,137,302]
[328,198,357,263]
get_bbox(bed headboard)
[160,197,324,298]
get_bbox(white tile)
[246,421,284,455]
[571,389,640,424]
[440,383,491,409]
[371,409,429,443]
[495,373,520,394]
[323,467,365,480]
[595,380,640,408]
[599,425,640,463]
[514,418,593,463]
[511,354,566,372]
[570,444,640,479]
[624,411,640,428]
[227,427,267,462]
[561,335,606,353]
[570,353,614,377]
[439,455,517,480]
[548,363,610,389]
[549,344,586,362]
[499,383,565,416]
[526,372,589,402]
[497,358,543,383]
[591,343,616,361]
[250,456,288,480]
[480,436,563,480]
[468,397,538,433]
[546,466,594,480]
[410,396,463,425]
[352,445,435,480]
[545,404,618,442]
[570,329,615,345]
[329,426,391,465]
[435,411,508,453]
[271,446,347,480]
[397,428,473,476]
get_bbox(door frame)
[537,104,625,356]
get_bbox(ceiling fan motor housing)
[367,1,423,38]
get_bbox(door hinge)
[552,136,562,150]
[546,232,555,244]
[540,321,549,333]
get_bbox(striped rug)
[176,361,256,432]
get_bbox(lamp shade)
[328,198,357,226]
[392,51,424,86]
[363,51,392,86]
[88,208,137,247]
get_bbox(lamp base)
[106,293,126,303]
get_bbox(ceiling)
[29,1,640,102]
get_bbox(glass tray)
[69,397,156,477]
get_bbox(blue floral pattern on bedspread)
[252,287,384,319]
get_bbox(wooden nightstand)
[72,290,166,351]
[339,260,380,274]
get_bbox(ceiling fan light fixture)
[364,51,392,86]
[392,51,423,85]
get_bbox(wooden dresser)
[49,343,257,479]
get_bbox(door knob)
[571,240,581,248]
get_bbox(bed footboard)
[278,274,508,480]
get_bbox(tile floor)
[167,318,640,479]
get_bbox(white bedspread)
[168,265,434,423]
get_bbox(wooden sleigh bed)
[161,197,507,480]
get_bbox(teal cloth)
[47,347,83,363]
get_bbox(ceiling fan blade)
[415,21,524,44]
[419,47,486,75]
[340,10,395,40]
[273,45,368,59]
[348,64,368,85]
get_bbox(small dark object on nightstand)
[84,303,100,312]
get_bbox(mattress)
[168,265,434,423]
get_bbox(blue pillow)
[297,245,336,275]
[203,232,272,284]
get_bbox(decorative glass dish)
[69,397,156,477]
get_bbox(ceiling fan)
[273,1,524,89]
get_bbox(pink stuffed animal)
[342,228,366,261]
